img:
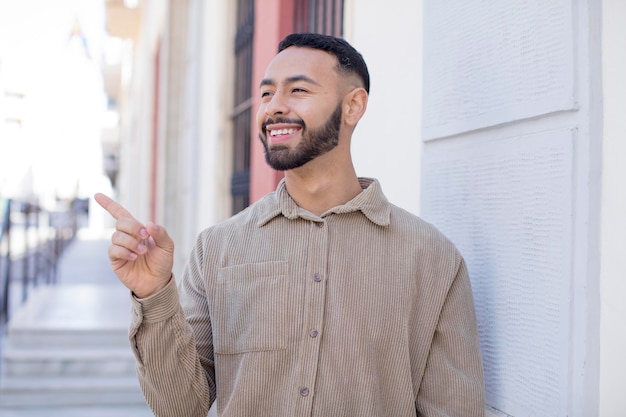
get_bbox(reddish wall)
[249,0,294,203]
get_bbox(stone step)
[4,327,129,349]
[4,284,132,349]
[0,405,156,417]
[0,375,145,408]
[1,346,136,378]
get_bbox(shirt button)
[300,387,310,397]
[313,273,322,282]
[309,330,319,338]
[315,222,324,228]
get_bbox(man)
[95,33,485,417]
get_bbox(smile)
[270,128,299,137]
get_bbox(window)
[294,0,343,36]
[230,0,254,213]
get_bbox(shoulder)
[388,203,461,261]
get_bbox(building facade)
[105,1,626,416]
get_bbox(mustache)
[262,117,305,131]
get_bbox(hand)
[94,193,174,298]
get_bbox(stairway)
[0,284,154,416]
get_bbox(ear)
[343,87,368,127]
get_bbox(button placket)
[295,219,328,413]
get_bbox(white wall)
[173,0,236,276]
[196,0,235,231]
[344,0,423,215]
[599,0,626,415]
[419,1,600,416]
[117,0,167,221]
[117,0,235,277]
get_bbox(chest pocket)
[213,261,289,354]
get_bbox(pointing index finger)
[94,193,136,221]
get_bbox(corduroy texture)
[129,178,485,417]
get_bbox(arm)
[130,278,213,417]
[94,193,213,416]
[416,257,485,417]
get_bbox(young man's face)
[257,46,345,171]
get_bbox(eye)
[292,87,308,94]
[261,90,273,98]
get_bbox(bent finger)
[108,243,138,262]
[111,229,148,256]
[145,222,174,252]
[115,217,149,241]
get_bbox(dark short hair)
[278,33,370,93]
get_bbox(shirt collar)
[257,177,391,227]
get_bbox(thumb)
[145,222,174,252]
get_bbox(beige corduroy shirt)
[129,177,485,417]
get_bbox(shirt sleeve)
[415,256,486,417]
[129,269,214,417]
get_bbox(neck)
[284,155,362,216]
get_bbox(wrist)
[132,274,173,299]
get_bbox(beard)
[259,103,342,171]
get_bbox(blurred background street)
[0,0,150,413]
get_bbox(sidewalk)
[54,227,120,286]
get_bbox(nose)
[265,91,288,116]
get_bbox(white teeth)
[270,128,297,136]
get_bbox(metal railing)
[0,198,79,326]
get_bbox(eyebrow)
[259,74,321,88]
